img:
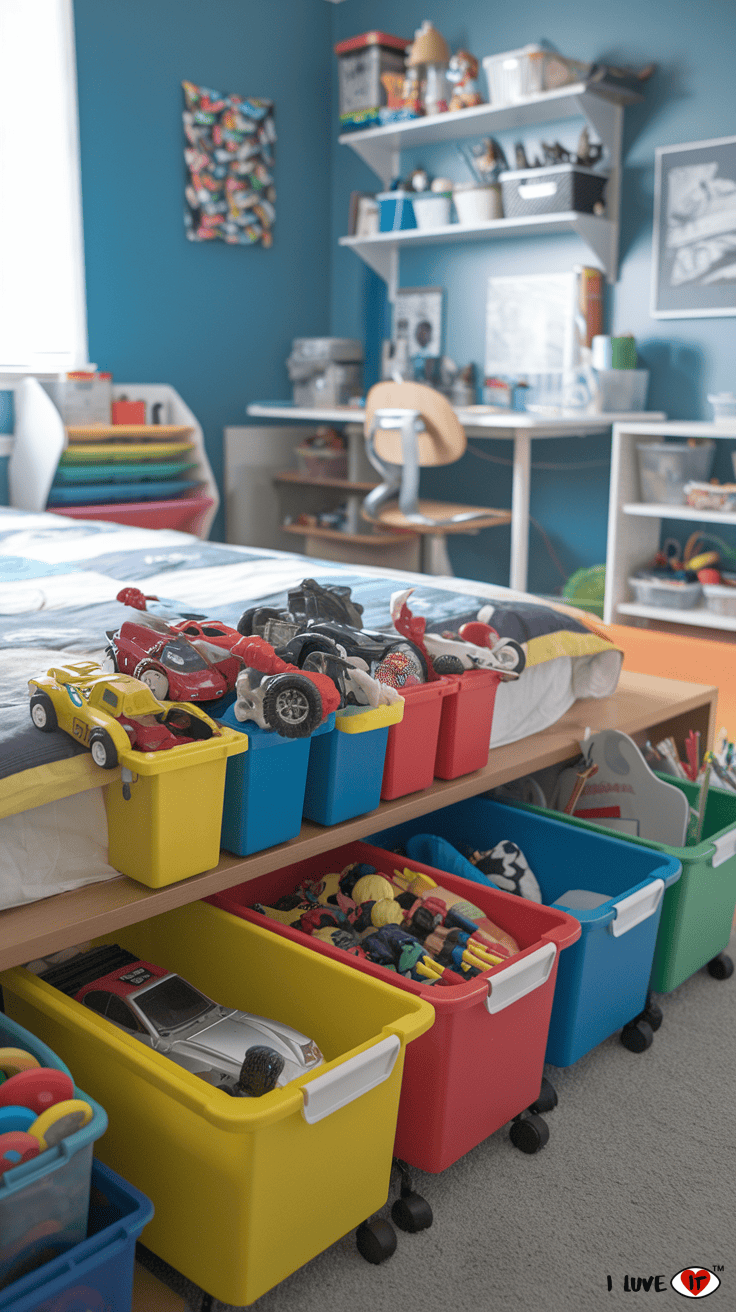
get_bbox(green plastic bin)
[516,774,736,993]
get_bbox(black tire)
[104,644,119,673]
[707,953,734,980]
[528,1075,558,1116]
[493,638,526,676]
[356,1218,397,1265]
[286,636,341,668]
[509,1113,549,1154]
[641,998,664,1032]
[620,1018,654,1053]
[238,1045,285,1097]
[262,674,322,738]
[392,1192,433,1233]
[237,608,259,637]
[133,660,169,701]
[30,692,58,733]
[88,728,118,769]
[431,654,465,676]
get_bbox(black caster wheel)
[392,1192,433,1233]
[641,998,664,1032]
[707,953,734,980]
[509,1113,549,1154]
[356,1218,397,1265]
[620,1018,654,1053]
[528,1075,558,1115]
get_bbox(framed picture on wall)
[651,135,736,318]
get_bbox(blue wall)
[73,0,334,540]
[329,0,736,592]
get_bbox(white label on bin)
[300,1035,400,1124]
[518,181,558,199]
[609,879,664,936]
[712,831,736,868]
[484,942,556,1014]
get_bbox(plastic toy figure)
[447,50,484,111]
[389,588,526,680]
[233,635,341,737]
[28,662,221,769]
[237,578,364,638]
[39,944,324,1098]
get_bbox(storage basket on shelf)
[499,166,608,218]
[0,1014,107,1291]
[0,1161,153,1312]
[370,797,681,1067]
[295,444,348,481]
[0,902,433,1307]
[219,708,335,858]
[103,722,248,887]
[381,678,456,800]
[303,701,404,825]
[209,840,580,1172]
[514,775,736,994]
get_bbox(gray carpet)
[137,929,736,1312]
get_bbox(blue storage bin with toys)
[0,1013,107,1291]
[0,1160,152,1312]
[219,705,335,857]
[303,701,404,826]
[371,796,681,1067]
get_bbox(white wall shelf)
[339,83,641,290]
[605,419,736,634]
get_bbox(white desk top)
[246,403,666,439]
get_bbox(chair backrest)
[364,381,466,468]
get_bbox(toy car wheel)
[528,1075,558,1116]
[238,1045,285,1097]
[355,1218,397,1265]
[30,692,58,732]
[509,1113,549,1154]
[431,654,465,676]
[392,1192,433,1233]
[88,729,118,769]
[620,1018,654,1053]
[237,608,259,637]
[262,674,322,738]
[492,638,526,676]
[707,953,734,980]
[389,640,428,682]
[133,660,169,700]
[103,644,118,673]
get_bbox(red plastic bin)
[48,495,215,536]
[434,668,502,779]
[208,840,580,1173]
[381,678,456,800]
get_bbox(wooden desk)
[0,672,715,973]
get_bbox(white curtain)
[0,0,88,372]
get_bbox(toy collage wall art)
[182,81,276,246]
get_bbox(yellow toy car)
[28,662,221,769]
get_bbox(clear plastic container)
[636,441,716,505]
[708,392,736,424]
[628,576,702,609]
[482,45,544,104]
[702,583,736,617]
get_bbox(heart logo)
[681,1270,712,1295]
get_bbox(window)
[135,977,213,1032]
[105,994,147,1034]
[0,0,88,372]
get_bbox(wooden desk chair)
[362,381,511,574]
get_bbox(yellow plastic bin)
[104,723,248,887]
[0,900,433,1307]
[303,700,404,825]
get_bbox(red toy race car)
[108,620,244,703]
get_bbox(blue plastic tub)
[219,706,335,856]
[0,1015,108,1290]
[0,1160,153,1312]
[377,191,416,232]
[303,704,403,827]
[371,797,681,1067]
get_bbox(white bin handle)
[300,1035,401,1124]
[712,831,736,868]
[484,942,556,1014]
[609,879,664,936]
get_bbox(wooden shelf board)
[618,601,736,631]
[0,671,716,973]
[623,502,736,526]
[281,522,415,546]
[66,425,194,441]
[275,470,379,492]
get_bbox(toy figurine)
[406,20,450,116]
[447,50,484,111]
[389,588,526,680]
[515,142,530,170]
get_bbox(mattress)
[0,507,622,911]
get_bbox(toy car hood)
[174,1012,323,1086]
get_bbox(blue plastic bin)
[377,191,416,232]
[303,703,404,827]
[371,797,681,1067]
[0,1014,108,1291]
[219,706,335,856]
[0,1160,153,1312]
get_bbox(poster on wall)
[485,273,580,377]
[651,135,736,318]
[392,287,444,358]
[182,81,276,246]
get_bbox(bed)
[0,506,622,911]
